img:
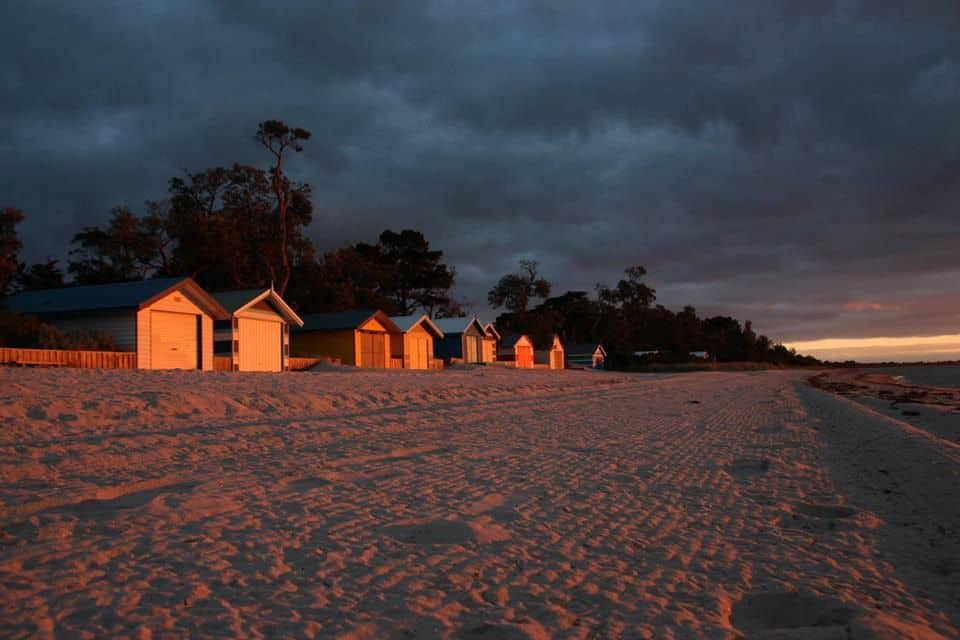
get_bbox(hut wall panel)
[136,308,151,368]
[435,333,463,360]
[47,311,137,351]
[482,337,497,363]
[292,330,356,365]
[390,332,405,360]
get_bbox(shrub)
[0,311,118,350]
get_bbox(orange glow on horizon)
[785,334,960,363]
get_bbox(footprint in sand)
[731,592,947,640]
[726,458,771,477]
[384,519,476,545]
[286,476,331,491]
[563,446,603,454]
[51,482,200,518]
[730,592,856,637]
[794,502,859,519]
[781,501,879,533]
[384,518,511,546]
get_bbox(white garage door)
[238,317,282,372]
[150,311,198,369]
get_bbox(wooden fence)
[0,347,137,369]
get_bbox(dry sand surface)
[0,367,957,639]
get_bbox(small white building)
[389,313,444,369]
[213,288,304,371]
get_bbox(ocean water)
[871,364,960,389]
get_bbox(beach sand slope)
[0,368,956,638]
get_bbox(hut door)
[409,336,427,369]
[238,318,282,372]
[516,345,533,368]
[360,331,386,368]
[550,349,564,370]
[151,311,199,370]
[418,337,430,369]
[465,335,482,363]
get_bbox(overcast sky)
[2,1,959,349]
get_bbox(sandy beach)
[0,367,957,639]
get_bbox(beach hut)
[535,335,564,370]
[291,310,402,368]
[212,288,304,372]
[498,333,535,368]
[3,277,229,369]
[433,316,486,364]
[565,343,606,369]
[547,335,566,369]
[481,322,500,363]
[389,314,444,369]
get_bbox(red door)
[516,345,533,368]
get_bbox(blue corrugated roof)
[389,314,422,333]
[433,316,483,335]
[390,314,444,337]
[297,310,380,331]
[3,278,187,315]
[211,289,267,313]
[565,343,603,355]
[498,333,532,348]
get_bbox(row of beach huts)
[1,277,607,372]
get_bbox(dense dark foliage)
[492,265,819,367]
[0,208,23,296]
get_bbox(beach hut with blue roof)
[433,316,486,364]
[389,313,444,369]
[3,277,229,369]
[291,309,401,368]
[212,288,303,372]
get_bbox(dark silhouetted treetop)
[488,259,551,314]
[0,207,24,296]
[255,120,312,296]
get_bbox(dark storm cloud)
[2,1,959,344]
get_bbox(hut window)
[233,339,239,354]
[284,343,289,356]
[232,317,239,330]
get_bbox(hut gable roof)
[3,277,229,319]
[531,334,563,350]
[482,322,501,340]
[433,316,484,336]
[212,288,303,326]
[297,309,400,333]
[390,314,444,338]
[499,333,533,348]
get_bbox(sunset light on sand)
[2,2,959,638]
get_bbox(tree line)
[487,262,817,367]
[0,119,816,366]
